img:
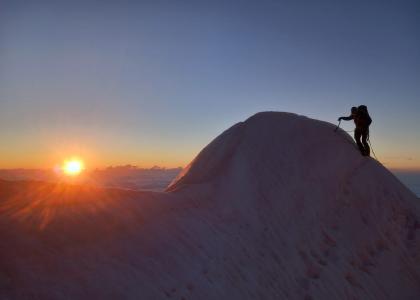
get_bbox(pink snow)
[0,112,419,299]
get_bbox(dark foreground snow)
[1,112,419,299]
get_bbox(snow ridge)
[0,112,419,299]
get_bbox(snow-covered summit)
[167,111,420,299]
[1,112,419,299]
[169,111,401,196]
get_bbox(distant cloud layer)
[0,166,182,191]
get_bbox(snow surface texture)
[1,112,419,300]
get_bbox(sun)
[62,159,85,176]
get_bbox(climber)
[338,105,372,156]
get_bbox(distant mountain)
[0,112,419,299]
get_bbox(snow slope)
[1,112,419,299]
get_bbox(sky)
[0,0,419,170]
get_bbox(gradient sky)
[1,0,419,170]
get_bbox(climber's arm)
[338,115,353,121]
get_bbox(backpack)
[357,105,372,126]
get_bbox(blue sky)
[0,0,419,169]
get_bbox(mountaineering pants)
[354,127,370,156]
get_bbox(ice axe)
[334,119,341,132]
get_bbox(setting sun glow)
[63,159,84,176]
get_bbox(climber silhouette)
[338,105,372,156]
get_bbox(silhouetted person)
[338,105,372,156]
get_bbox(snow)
[0,112,419,299]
